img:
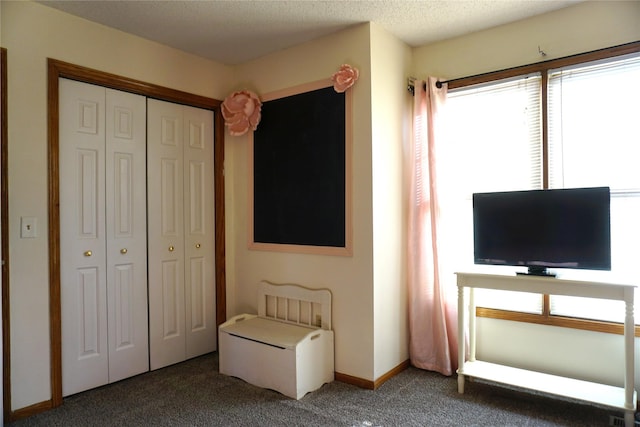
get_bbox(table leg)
[458,373,465,394]
[623,289,635,427]
[624,410,634,427]
[457,284,465,394]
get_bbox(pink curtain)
[407,77,460,376]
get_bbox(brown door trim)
[45,58,226,409]
[1,46,11,422]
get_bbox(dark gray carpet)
[8,352,625,426]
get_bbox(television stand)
[456,272,637,427]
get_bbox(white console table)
[456,272,637,427]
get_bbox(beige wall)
[2,0,640,414]
[412,1,640,80]
[230,23,379,381]
[2,0,233,410]
[369,23,412,379]
[227,21,412,382]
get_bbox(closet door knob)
[168,245,174,252]
[84,250,92,257]
[195,243,201,249]
[120,248,128,254]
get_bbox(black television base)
[516,267,557,277]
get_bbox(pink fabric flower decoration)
[331,64,359,93]
[221,90,262,136]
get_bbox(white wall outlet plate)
[21,216,37,238]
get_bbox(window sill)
[476,307,640,337]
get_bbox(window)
[439,75,544,315]
[547,53,640,323]
[438,43,640,331]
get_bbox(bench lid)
[221,317,320,349]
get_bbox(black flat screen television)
[472,187,611,276]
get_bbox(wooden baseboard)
[374,359,410,389]
[335,359,410,390]
[12,359,413,421]
[335,372,375,389]
[7,399,53,422]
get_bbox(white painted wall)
[230,23,378,381]
[1,0,233,411]
[369,24,412,379]
[227,22,412,382]
[3,2,402,410]
[412,1,640,79]
[412,0,640,387]
[477,318,637,388]
[3,0,639,415]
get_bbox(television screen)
[472,187,611,276]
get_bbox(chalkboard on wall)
[250,81,352,256]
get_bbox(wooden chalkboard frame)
[248,79,353,256]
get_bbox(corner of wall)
[369,23,412,378]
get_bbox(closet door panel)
[112,263,134,347]
[161,159,181,237]
[76,268,101,355]
[148,99,186,370]
[188,257,205,330]
[105,88,148,382]
[148,101,215,368]
[60,79,109,396]
[183,106,216,358]
[186,160,206,337]
[161,259,182,336]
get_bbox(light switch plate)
[21,217,37,238]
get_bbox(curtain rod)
[408,66,537,94]
[406,78,451,95]
[406,41,640,95]
[406,76,469,95]
[407,46,555,95]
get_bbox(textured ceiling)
[38,0,583,65]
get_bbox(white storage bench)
[218,281,334,399]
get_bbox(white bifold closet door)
[147,99,216,370]
[59,78,149,396]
